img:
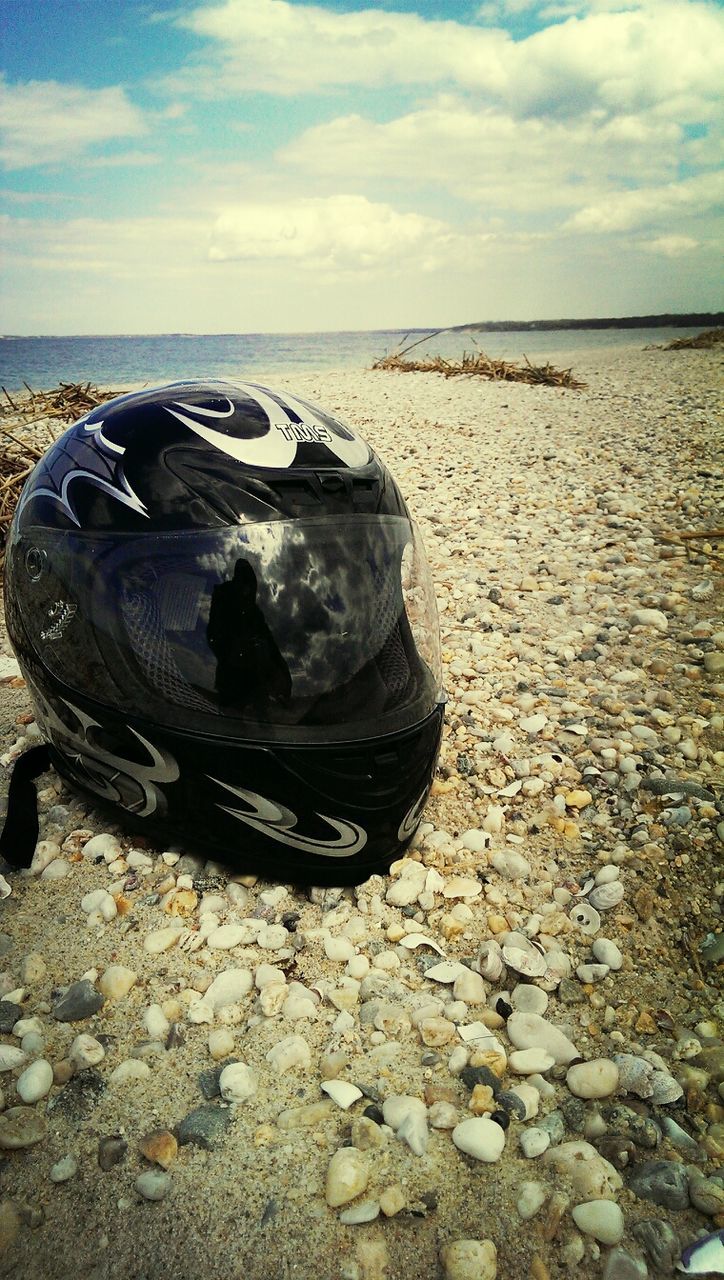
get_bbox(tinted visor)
[17,516,443,743]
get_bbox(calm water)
[0,326,708,393]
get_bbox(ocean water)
[0,326,709,394]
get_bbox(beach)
[0,342,722,1280]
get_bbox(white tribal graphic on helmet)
[211,778,367,857]
[163,382,370,469]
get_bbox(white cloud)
[564,170,724,232]
[643,234,700,256]
[170,0,724,123]
[209,194,456,271]
[280,102,683,212]
[0,75,147,170]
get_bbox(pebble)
[98,1135,128,1170]
[516,1180,547,1220]
[206,924,247,950]
[208,1029,235,1061]
[135,1170,172,1201]
[601,1249,648,1280]
[98,965,137,999]
[339,1200,380,1225]
[627,1159,690,1210]
[325,1147,369,1207]
[110,1059,151,1085]
[52,980,105,1022]
[0,1106,47,1149]
[382,1096,429,1155]
[452,1117,506,1162]
[266,1035,311,1073]
[0,1046,27,1072]
[566,1059,619,1099]
[69,1035,105,1070]
[81,834,121,863]
[176,1104,232,1150]
[631,1218,680,1274]
[440,1239,497,1280]
[509,1049,555,1075]
[49,1154,78,1182]
[506,1012,579,1064]
[143,927,183,954]
[510,986,549,1016]
[592,938,623,969]
[138,1129,178,1168]
[218,1062,257,1103]
[572,1199,625,1244]
[16,1059,53,1103]
[519,1127,550,1158]
[544,1141,623,1200]
[322,1080,364,1110]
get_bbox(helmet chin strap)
[0,744,52,870]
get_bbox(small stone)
[321,1080,363,1110]
[138,1129,178,1169]
[565,790,593,809]
[110,1059,151,1085]
[46,1069,105,1120]
[52,980,104,1022]
[49,1154,78,1183]
[688,1172,724,1217]
[544,1141,623,1200]
[631,608,668,632]
[205,968,253,1009]
[0,1045,27,1072]
[452,1117,506,1162]
[592,938,623,969]
[16,1059,53,1104]
[510,986,549,1015]
[576,963,610,984]
[206,924,247,950]
[572,1199,625,1245]
[325,1147,369,1207]
[339,1200,380,1225]
[0,1001,22,1033]
[135,1170,171,1201]
[627,1159,689,1210]
[631,1218,679,1274]
[0,1106,47,1149]
[519,1127,550,1158]
[219,1062,257,1103]
[143,927,183,954]
[68,1034,105,1070]
[516,1181,547,1220]
[566,1059,619,1100]
[266,1035,311,1073]
[208,1028,235,1061]
[440,1239,497,1280]
[382,1096,428,1155]
[82,833,121,863]
[379,1185,405,1217]
[98,1135,128,1170]
[506,1012,579,1064]
[98,965,137,999]
[509,1048,555,1075]
[601,1248,648,1280]
[176,1104,232,1150]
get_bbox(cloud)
[643,234,700,256]
[280,102,683,212]
[0,75,147,170]
[564,170,724,232]
[169,0,724,123]
[208,194,455,271]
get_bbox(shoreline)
[0,347,722,1279]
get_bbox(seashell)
[424,961,468,984]
[398,933,446,955]
[588,881,625,912]
[538,949,571,991]
[476,940,504,982]
[569,902,601,935]
[0,874,11,899]
[573,876,595,897]
[678,1227,724,1276]
[321,1080,363,1110]
[502,932,547,978]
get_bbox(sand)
[0,342,722,1280]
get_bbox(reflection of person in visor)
[207,559,292,709]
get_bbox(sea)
[0,326,710,394]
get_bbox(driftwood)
[0,381,117,569]
[653,328,724,351]
[372,347,586,389]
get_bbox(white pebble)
[382,1096,428,1155]
[135,1170,171,1201]
[144,1004,170,1040]
[592,938,623,969]
[206,924,246,950]
[208,1029,235,1060]
[322,1080,363,1110]
[82,834,121,863]
[266,1035,311,1073]
[219,1062,257,1103]
[519,1127,551,1158]
[324,935,355,963]
[326,1147,369,1207]
[566,1059,619,1100]
[452,1117,506,1163]
[572,1199,624,1244]
[69,1034,105,1070]
[16,1059,53,1103]
[0,1046,27,1072]
[80,889,117,920]
[510,985,549,1016]
[516,1180,547,1219]
[99,965,137,999]
[507,1012,579,1064]
[205,968,253,1009]
[110,1059,152,1085]
[143,927,183,954]
[509,1048,555,1075]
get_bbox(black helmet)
[4,380,444,883]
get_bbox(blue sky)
[1,0,722,333]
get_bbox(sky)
[0,0,722,334]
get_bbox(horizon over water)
[0,325,710,393]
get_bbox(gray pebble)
[630,1218,679,1275]
[628,1159,690,1210]
[537,1110,566,1146]
[602,1247,648,1280]
[176,1104,232,1150]
[0,1001,20,1033]
[52,980,104,1023]
[601,1104,661,1149]
[135,1170,171,1202]
[98,1135,128,1170]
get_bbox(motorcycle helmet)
[3,380,445,884]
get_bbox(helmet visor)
[16,515,443,743]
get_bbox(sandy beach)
[0,343,722,1280]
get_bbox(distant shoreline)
[1,313,723,341]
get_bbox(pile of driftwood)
[372,341,585,388]
[0,381,116,569]
[661,327,724,351]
